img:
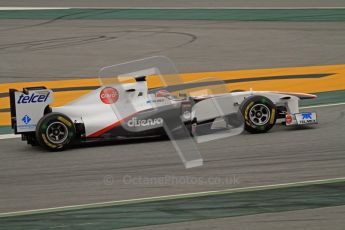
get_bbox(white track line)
[1,176,344,218]
[0,134,20,139]
[0,102,344,140]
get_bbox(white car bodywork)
[10,77,317,141]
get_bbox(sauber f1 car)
[9,76,318,150]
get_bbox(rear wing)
[9,87,53,134]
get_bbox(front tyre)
[36,112,75,151]
[240,95,277,134]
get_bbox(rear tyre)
[240,96,277,134]
[36,112,75,151]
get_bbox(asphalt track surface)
[1,20,345,83]
[1,105,345,211]
[0,5,345,230]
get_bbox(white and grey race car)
[9,75,317,150]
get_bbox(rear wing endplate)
[9,87,53,134]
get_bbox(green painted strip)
[0,126,12,135]
[1,177,344,218]
[1,179,345,230]
[1,9,345,21]
[300,90,345,106]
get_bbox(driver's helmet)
[155,89,171,98]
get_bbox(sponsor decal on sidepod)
[127,117,163,127]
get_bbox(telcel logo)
[17,93,50,104]
[127,117,163,127]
